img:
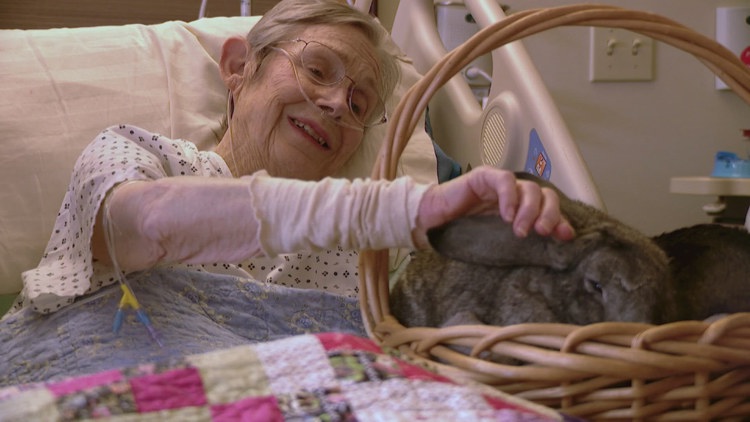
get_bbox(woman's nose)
[312,85,350,119]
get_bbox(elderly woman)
[1,0,572,384]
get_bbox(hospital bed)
[0,0,601,308]
[0,0,749,420]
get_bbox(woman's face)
[223,24,382,180]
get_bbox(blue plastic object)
[113,283,162,347]
[711,151,750,178]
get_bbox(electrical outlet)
[589,27,654,82]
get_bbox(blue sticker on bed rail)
[525,129,551,180]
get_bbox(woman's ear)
[220,36,251,91]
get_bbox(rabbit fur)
[391,172,750,329]
[652,223,750,321]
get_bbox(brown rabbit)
[653,223,750,321]
[392,172,750,329]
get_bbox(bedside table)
[670,176,750,226]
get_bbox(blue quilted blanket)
[0,268,364,387]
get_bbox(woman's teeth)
[292,119,328,147]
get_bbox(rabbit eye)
[586,278,604,295]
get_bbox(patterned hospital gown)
[13,124,363,315]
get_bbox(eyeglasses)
[270,39,387,131]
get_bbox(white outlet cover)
[716,7,750,90]
[589,27,654,82]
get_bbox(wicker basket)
[359,4,750,421]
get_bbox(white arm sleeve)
[243,171,431,257]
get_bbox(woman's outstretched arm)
[92,166,573,273]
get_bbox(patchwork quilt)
[0,267,582,421]
[0,332,578,421]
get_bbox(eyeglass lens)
[296,41,386,128]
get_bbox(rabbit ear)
[428,215,603,270]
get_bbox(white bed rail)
[390,0,604,209]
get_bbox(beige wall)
[383,0,750,235]
[0,0,280,29]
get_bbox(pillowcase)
[0,16,437,295]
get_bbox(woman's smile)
[289,116,330,150]
[215,22,381,180]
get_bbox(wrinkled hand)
[413,166,575,249]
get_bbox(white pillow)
[0,16,437,295]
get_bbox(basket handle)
[359,4,750,340]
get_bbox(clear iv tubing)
[464,66,493,84]
[102,181,162,347]
[199,0,208,19]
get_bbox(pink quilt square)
[130,367,206,412]
[48,370,124,397]
[211,396,284,422]
[316,332,382,354]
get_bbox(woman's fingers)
[483,169,575,241]
[511,180,575,240]
[534,187,575,240]
[416,166,575,248]
[507,179,542,237]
